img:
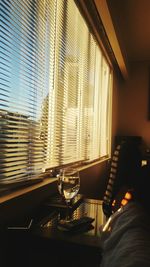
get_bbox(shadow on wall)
[79,160,109,200]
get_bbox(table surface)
[4,197,105,267]
[32,197,105,249]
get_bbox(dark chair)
[102,136,142,218]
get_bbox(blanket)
[100,202,150,267]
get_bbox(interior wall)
[79,160,109,200]
[117,62,150,147]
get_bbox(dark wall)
[79,160,109,200]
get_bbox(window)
[0,0,112,184]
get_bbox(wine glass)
[57,167,80,222]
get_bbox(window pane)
[0,0,112,184]
[0,0,56,180]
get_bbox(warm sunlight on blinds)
[0,0,112,185]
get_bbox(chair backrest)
[102,137,142,218]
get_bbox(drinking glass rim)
[61,167,79,175]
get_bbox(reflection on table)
[33,198,105,248]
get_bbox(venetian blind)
[0,0,112,184]
[0,0,56,182]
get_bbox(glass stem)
[66,200,71,221]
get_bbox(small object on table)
[57,216,95,233]
[7,218,33,230]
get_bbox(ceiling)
[106,0,150,63]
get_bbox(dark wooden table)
[33,198,105,246]
[31,198,105,267]
[3,198,105,267]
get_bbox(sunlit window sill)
[77,156,110,171]
[0,157,109,206]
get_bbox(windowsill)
[0,159,109,225]
[0,157,109,205]
[0,177,57,205]
[77,157,110,171]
